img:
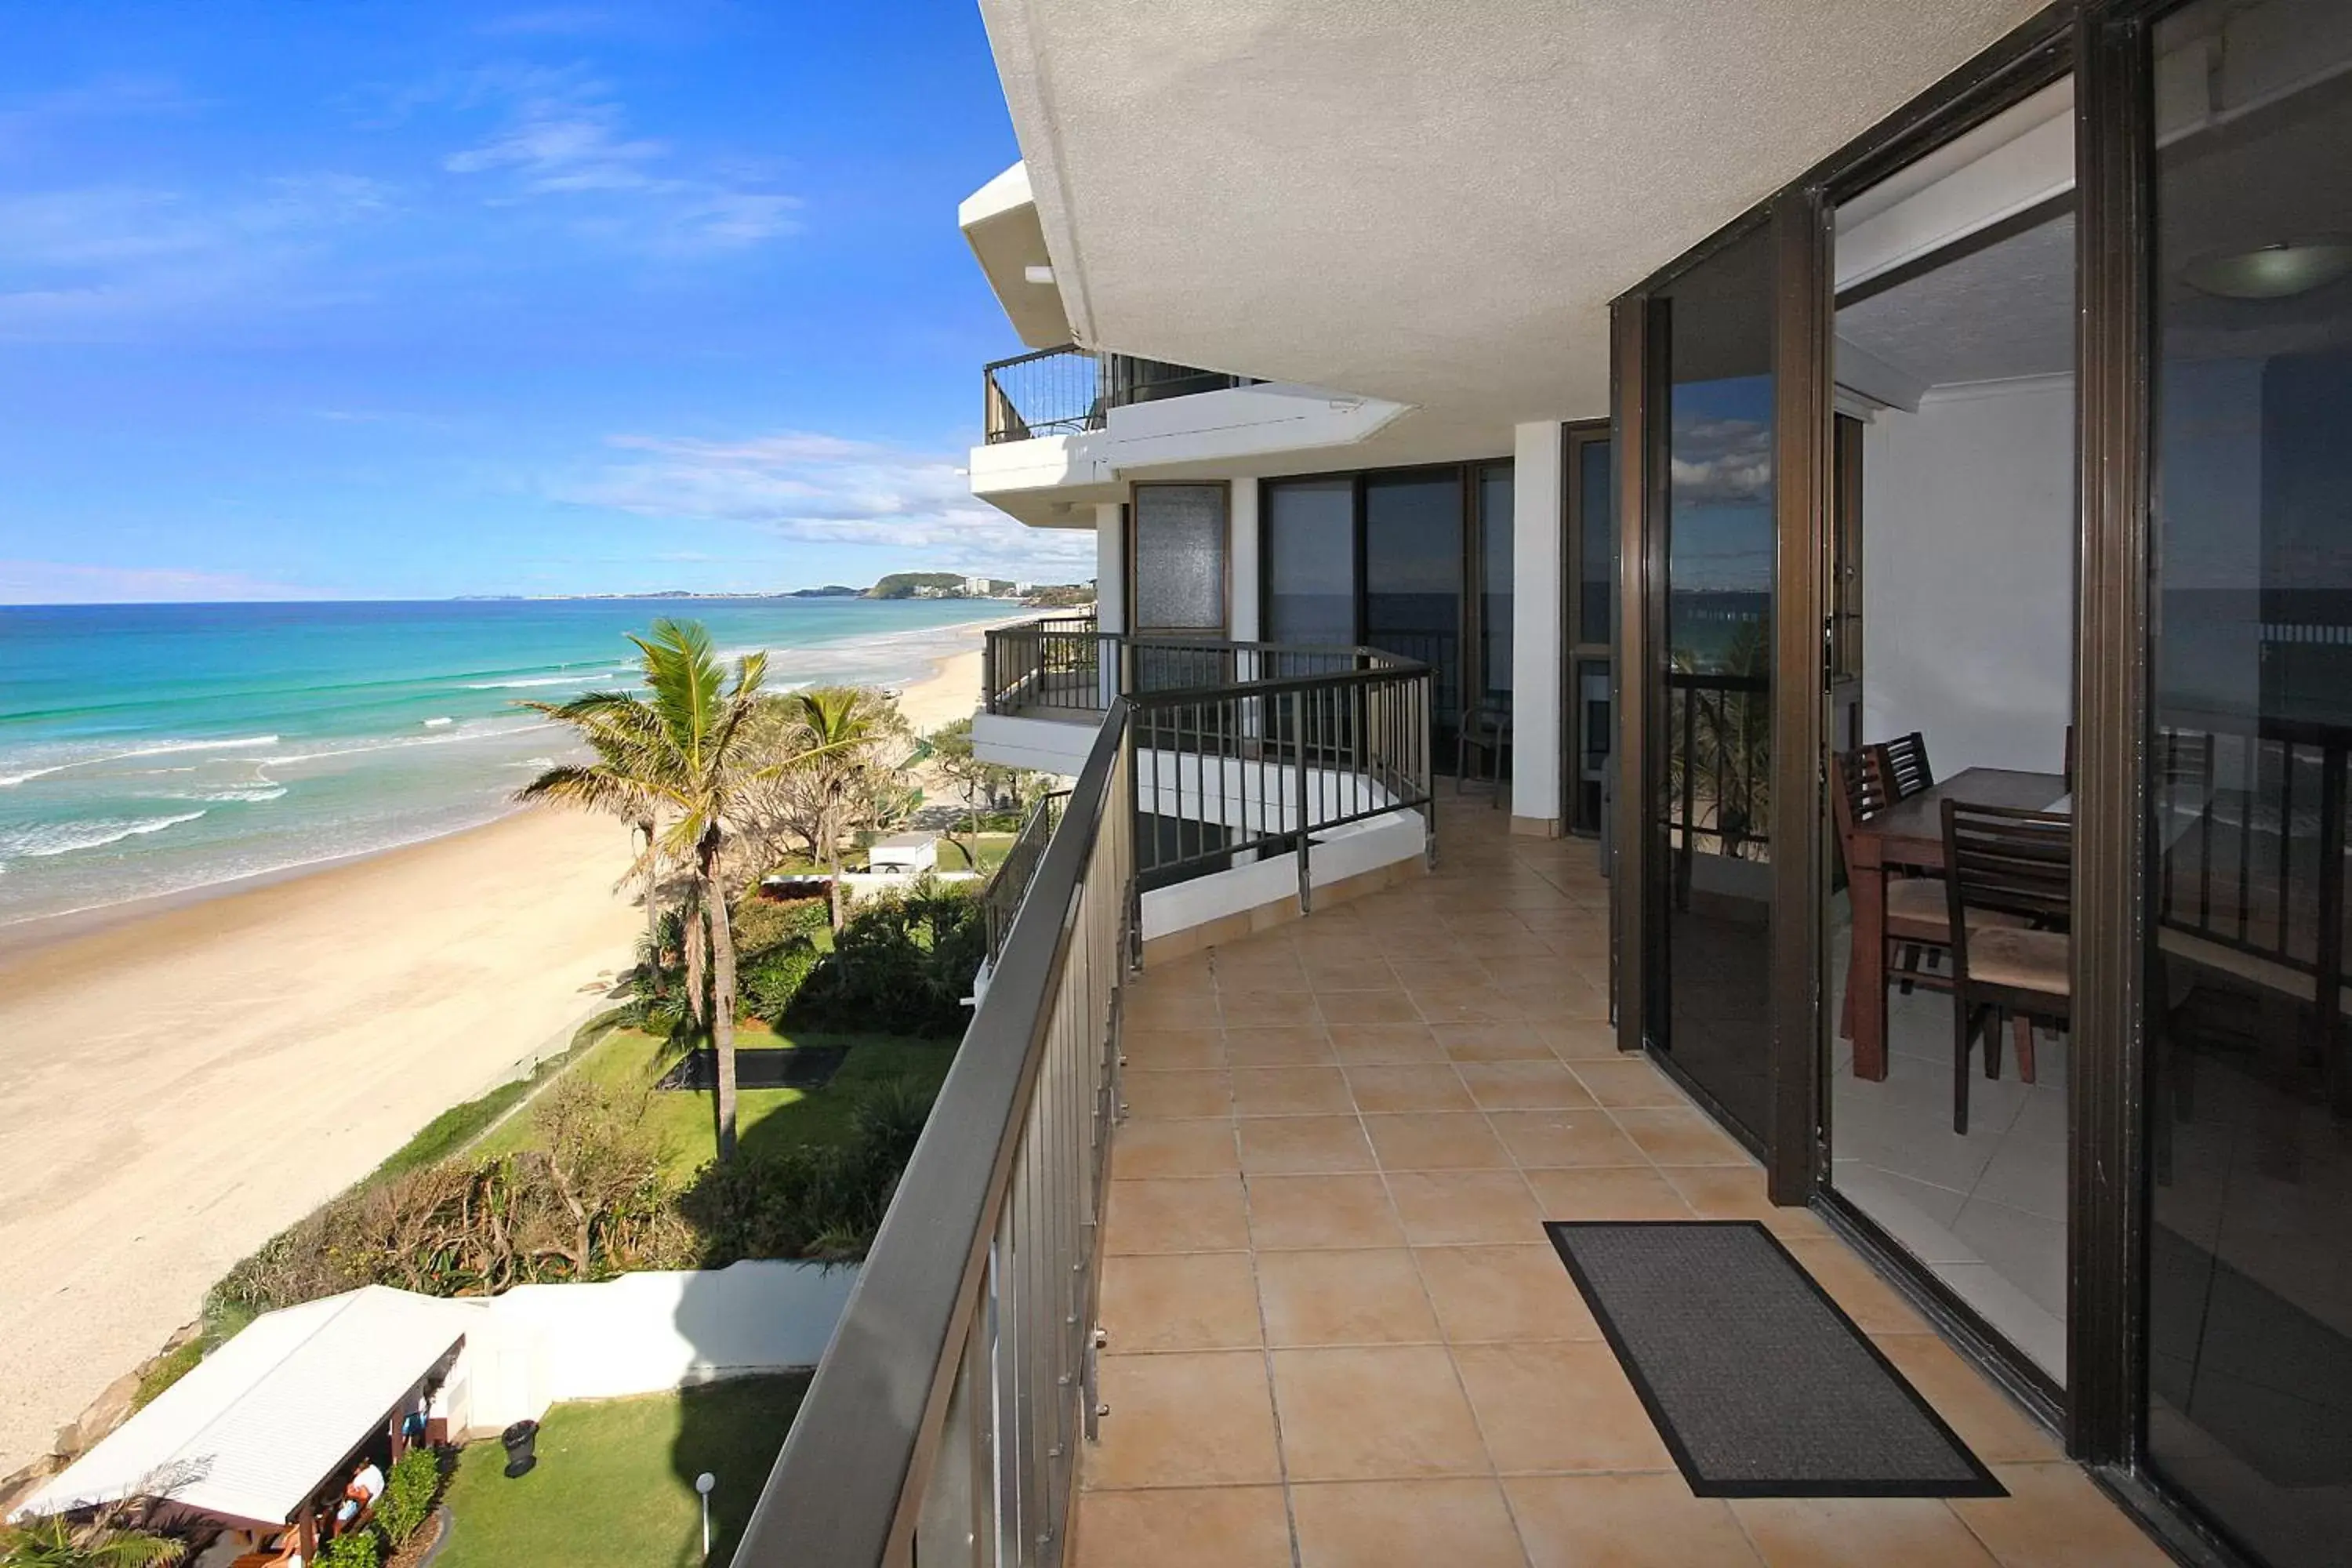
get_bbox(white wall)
[1139,812,1426,940]
[1859,375,2074,775]
[1510,420,1565,829]
[449,1261,857,1436]
[1229,480,1261,641]
[1093,502,1125,633]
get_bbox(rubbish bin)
[500,1420,539,1479]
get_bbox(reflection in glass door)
[1364,470,1466,757]
[1646,223,1777,1142]
[2144,5,2352,1560]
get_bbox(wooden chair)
[1456,699,1512,808]
[1832,749,1952,1035]
[1941,801,2072,1134]
[1879,730,1934,800]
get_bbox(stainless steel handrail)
[735,708,1131,1567]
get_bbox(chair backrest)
[1941,800,2071,972]
[1879,731,1934,799]
[1828,748,1895,860]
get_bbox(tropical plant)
[374,1449,440,1548]
[314,1529,378,1568]
[0,1515,182,1567]
[751,686,915,931]
[517,619,791,1160]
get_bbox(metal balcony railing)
[738,631,1434,1567]
[981,346,1250,444]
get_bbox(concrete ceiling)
[978,0,2049,427]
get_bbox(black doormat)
[1546,1220,2004,1498]
[657,1046,848,1092]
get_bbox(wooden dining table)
[1845,766,2070,1080]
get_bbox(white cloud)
[1668,416,1773,506]
[439,68,798,251]
[566,430,1098,579]
[0,560,317,605]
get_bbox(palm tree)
[0,1515,182,1567]
[517,619,776,1161]
[781,687,902,931]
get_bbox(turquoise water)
[0,598,1000,927]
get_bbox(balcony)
[982,347,1247,445]
[740,695,2160,1567]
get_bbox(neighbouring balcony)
[739,720,2161,1568]
[982,346,1249,445]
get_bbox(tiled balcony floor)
[1074,799,2165,1567]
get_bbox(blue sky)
[0,1,1088,603]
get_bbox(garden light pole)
[697,1472,715,1559]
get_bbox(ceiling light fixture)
[2181,238,2352,299]
[1023,263,1055,285]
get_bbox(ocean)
[0,597,1004,929]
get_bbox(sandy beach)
[0,613,1015,1475]
[0,804,641,1474]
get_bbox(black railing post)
[1293,685,1312,913]
[2319,739,2349,1116]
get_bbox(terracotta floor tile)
[1490,1109,1650,1169]
[1113,1117,1240,1179]
[1221,1025,1339,1067]
[1316,989,1424,1026]
[1523,1165,1695,1221]
[1344,1062,1474,1114]
[1289,1479,1530,1568]
[1231,1064,1357,1116]
[1101,1250,1265,1352]
[1271,1345,1490,1480]
[1567,1058,1690,1109]
[1778,1236,1932,1334]
[1247,1172,1406,1250]
[1414,1243,1598,1343]
[1732,1497,1999,1567]
[1239,1114,1379,1174]
[1363,1111,1515,1171]
[1123,1025,1227,1070]
[1327,1022,1446,1063]
[1479,954,1581,988]
[1452,1340,1675,1472]
[1303,959,1401,992]
[1409,987,1528,1025]
[1657,1165,1820,1236]
[1948,1464,2174,1566]
[1219,986,1323,1028]
[1505,1472,1763,1567]
[1214,953,1307,986]
[1256,1247,1442,1346]
[1123,1068,1235,1120]
[1127,988,1213,1029]
[1454,1059,1597,1111]
[1870,1336,2062,1465]
[1516,979,1610,1020]
[1386,1169,1547,1246]
[1085,1351,1283,1490]
[1548,1021,1626,1060]
[1607,1105,1753,1165]
[1436,1022,1562,1062]
[1106,1174,1253,1254]
[1073,1486,1294,1568]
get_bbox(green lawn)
[474,1022,958,1181]
[436,1376,810,1568]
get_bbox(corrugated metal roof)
[12,1287,477,1528]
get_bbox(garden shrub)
[681,1075,941,1262]
[739,935,819,1023]
[785,884,985,1038]
[731,895,829,957]
[376,1448,440,1548]
[316,1526,379,1567]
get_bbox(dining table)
[1844,766,2070,1080]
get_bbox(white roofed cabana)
[9,1287,473,1537]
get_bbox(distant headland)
[453,573,1094,608]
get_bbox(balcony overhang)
[978,0,2048,426]
[960,162,1073,350]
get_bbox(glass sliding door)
[1364,470,1467,756]
[1477,462,1514,710]
[1264,477,1356,645]
[2144,5,2352,1560]
[1646,223,1778,1142]
[1570,426,1613,835]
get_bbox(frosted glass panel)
[1133,484,1226,631]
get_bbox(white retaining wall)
[445,1261,856,1436]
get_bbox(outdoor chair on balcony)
[1880,730,1934,799]
[1941,801,2073,1135]
[1456,698,1512,808]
